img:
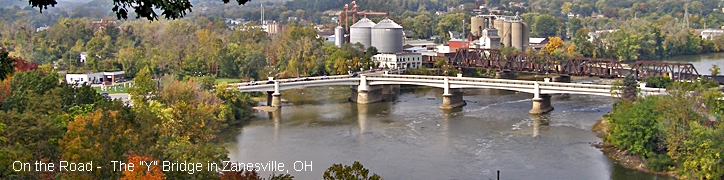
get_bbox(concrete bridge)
[236,74,666,114]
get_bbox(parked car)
[100,92,111,99]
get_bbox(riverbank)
[591,118,678,178]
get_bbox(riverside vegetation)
[599,75,724,179]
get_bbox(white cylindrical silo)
[350,18,376,49]
[334,26,345,48]
[371,18,404,54]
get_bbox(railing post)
[273,81,280,95]
[358,74,369,91]
[533,81,540,99]
[443,76,451,95]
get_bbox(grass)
[94,84,131,94]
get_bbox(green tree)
[323,161,382,180]
[0,50,13,81]
[533,14,559,38]
[710,65,720,76]
[129,66,155,104]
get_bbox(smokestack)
[261,4,264,24]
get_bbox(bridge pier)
[439,89,466,109]
[495,71,516,79]
[529,94,553,114]
[350,75,384,104]
[268,81,282,108]
[553,75,571,83]
[439,76,466,109]
[529,82,553,114]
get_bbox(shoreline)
[591,118,678,178]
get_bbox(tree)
[533,14,559,37]
[129,66,155,104]
[323,161,382,180]
[0,50,13,81]
[26,0,251,20]
[561,2,573,14]
[622,74,638,102]
[543,37,564,55]
[710,65,720,76]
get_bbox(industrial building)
[334,17,404,54]
[470,15,529,51]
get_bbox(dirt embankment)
[591,118,678,178]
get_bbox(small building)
[65,71,125,85]
[700,29,724,40]
[448,39,473,52]
[529,38,549,50]
[372,53,423,70]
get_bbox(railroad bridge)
[444,48,712,81]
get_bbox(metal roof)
[351,18,376,28]
[372,18,403,29]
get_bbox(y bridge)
[236,74,665,114]
[446,48,704,81]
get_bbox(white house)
[701,29,724,40]
[372,53,423,69]
[65,71,125,85]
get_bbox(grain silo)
[334,26,345,48]
[502,21,512,47]
[493,19,505,44]
[471,16,486,37]
[350,18,376,49]
[371,18,404,54]
[511,22,524,50]
[522,22,530,50]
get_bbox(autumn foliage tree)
[120,155,166,180]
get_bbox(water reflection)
[531,114,550,138]
[268,109,282,143]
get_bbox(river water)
[224,53,724,179]
[225,86,671,179]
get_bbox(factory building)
[470,15,529,51]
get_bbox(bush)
[644,76,672,88]
[646,153,675,171]
[606,96,664,157]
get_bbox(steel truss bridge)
[445,48,704,81]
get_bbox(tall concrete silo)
[334,26,344,48]
[502,21,512,47]
[493,19,505,43]
[350,18,376,49]
[371,18,404,54]
[522,22,530,50]
[471,16,486,37]
[511,22,524,50]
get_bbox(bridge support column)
[382,84,400,102]
[440,76,466,109]
[439,89,466,109]
[553,75,571,83]
[529,82,554,114]
[529,94,553,114]
[350,75,384,104]
[270,81,282,108]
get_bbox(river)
[223,53,724,179]
[225,86,672,179]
